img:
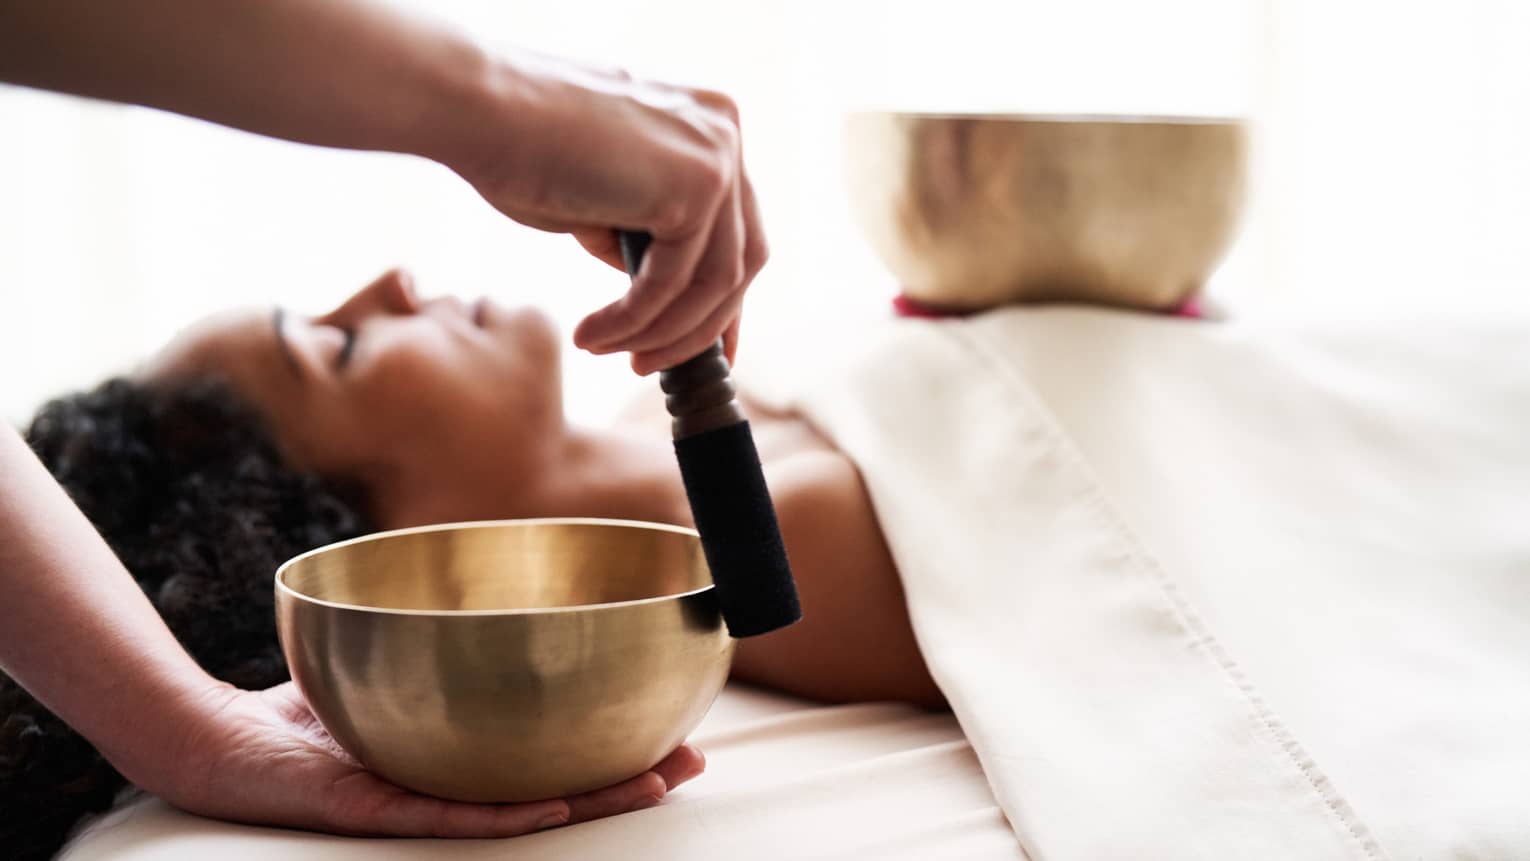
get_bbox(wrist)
[94,663,235,797]
[411,43,530,178]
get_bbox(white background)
[2,0,1528,425]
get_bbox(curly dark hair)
[1,377,372,860]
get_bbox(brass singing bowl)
[275,518,734,803]
[845,111,1249,311]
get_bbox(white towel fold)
[778,307,1530,860]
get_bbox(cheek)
[506,307,561,356]
[351,334,506,445]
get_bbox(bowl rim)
[274,517,715,618]
[845,109,1245,125]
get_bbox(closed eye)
[335,327,357,369]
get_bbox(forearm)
[0,0,508,167]
[0,425,221,789]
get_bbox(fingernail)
[535,813,568,831]
[630,794,663,812]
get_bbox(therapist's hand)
[445,52,768,375]
[151,682,704,837]
[0,3,764,376]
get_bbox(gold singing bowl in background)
[275,519,734,803]
[845,112,1249,311]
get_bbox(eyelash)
[335,327,357,369]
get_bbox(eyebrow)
[272,307,302,380]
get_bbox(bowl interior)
[279,518,710,613]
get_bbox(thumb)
[573,229,629,272]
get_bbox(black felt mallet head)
[619,230,802,638]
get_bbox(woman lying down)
[2,269,943,858]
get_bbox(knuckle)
[686,269,740,307]
[620,288,671,334]
[689,155,730,200]
[635,323,680,355]
[712,258,747,292]
[649,198,693,235]
[626,307,677,348]
[611,294,652,327]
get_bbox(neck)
[539,425,694,528]
[372,421,692,531]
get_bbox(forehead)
[141,307,277,380]
[138,305,303,424]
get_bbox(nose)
[422,294,472,320]
[317,268,420,328]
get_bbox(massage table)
[65,306,1530,859]
[62,683,1022,859]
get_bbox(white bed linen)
[61,684,1024,860]
[64,305,1530,860]
[762,307,1530,860]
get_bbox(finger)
[651,744,707,791]
[737,163,769,283]
[562,744,703,823]
[572,204,719,354]
[489,215,623,275]
[502,211,628,272]
[574,119,739,353]
[722,156,766,370]
[564,770,667,824]
[618,176,747,355]
[632,290,744,376]
[721,315,741,367]
[572,229,629,272]
[326,770,571,838]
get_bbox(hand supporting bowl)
[275,518,734,803]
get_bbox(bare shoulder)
[614,384,942,706]
[744,441,945,709]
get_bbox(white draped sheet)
[63,306,1530,859]
[768,307,1530,859]
[63,684,1019,860]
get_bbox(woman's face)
[142,269,564,519]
